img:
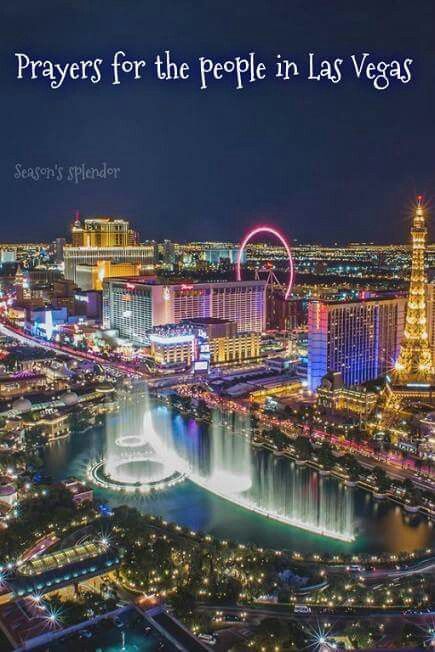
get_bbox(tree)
[341,453,362,481]
[249,410,259,432]
[317,442,335,470]
[230,643,248,652]
[402,479,422,505]
[196,399,211,420]
[372,466,391,492]
[293,436,312,460]
[213,576,242,603]
[0,486,87,560]
[251,617,308,650]
[253,617,286,647]
[69,409,90,432]
[268,427,288,450]
[287,620,308,649]
[283,405,294,420]
[400,623,423,647]
[169,586,196,619]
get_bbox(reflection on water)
[43,400,434,554]
[152,405,354,540]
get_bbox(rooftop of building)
[184,317,233,325]
[311,293,407,306]
[18,541,108,577]
[61,477,92,494]
[64,244,154,251]
[9,539,122,599]
[82,217,130,224]
[224,374,300,397]
[0,597,62,648]
[246,375,300,389]
[104,276,266,287]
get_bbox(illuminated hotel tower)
[71,215,137,247]
[388,197,434,404]
[64,213,155,285]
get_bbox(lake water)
[43,402,434,555]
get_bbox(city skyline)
[0,206,432,650]
[0,208,433,247]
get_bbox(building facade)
[64,245,156,285]
[150,331,196,368]
[149,318,260,369]
[308,296,406,391]
[103,279,266,344]
[71,217,137,247]
[266,291,305,331]
[75,260,142,291]
[209,331,260,365]
[317,371,378,417]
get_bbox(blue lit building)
[308,297,406,391]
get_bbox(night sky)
[1,0,434,244]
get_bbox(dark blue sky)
[1,0,434,244]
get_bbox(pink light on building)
[236,225,294,300]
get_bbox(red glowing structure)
[236,225,294,300]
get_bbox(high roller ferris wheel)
[236,225,295,299]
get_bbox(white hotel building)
[103,278,266,345]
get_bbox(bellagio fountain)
[88,391,354,542]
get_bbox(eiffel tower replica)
[385,196,434,413]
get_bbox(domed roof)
[61,391,79,407]
[12,398,32,413]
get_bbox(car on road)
[294,604,311,614]
[198,633,217,645]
